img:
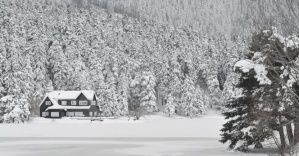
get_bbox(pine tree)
[46,41,70,90]
[0,50,32,123]
[219,66,271,152]
[0,36,6,98]
[101,62,121,117]
[164,94,175,117]
[0,95,30,123]
[177,76,207,118]
[128,73,145,120]
[139,70,157,113]
[117,67,129,116]
[220,28,299,152]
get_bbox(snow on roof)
[39,90,96,107]
[81,90,96,100]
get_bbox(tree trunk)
[278,126,286,151]
[294,117,299,145]
[286,123,294,146]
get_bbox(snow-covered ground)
[0,110,272,156]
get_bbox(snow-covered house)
[39,90,99,118]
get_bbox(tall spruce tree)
[220,28,299,152]
[219,65,271,152]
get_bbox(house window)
[79,101,88,105]
[71,101,76,105]
[67,112,75,117]
[75,112,84,117]
[61,101,67,105]
[51,112,59,117]
[45,101,51,105]
[89,111,93,117]
[91,101,96,105]
[42,112,49,117]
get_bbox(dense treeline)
[0,0,245,122]
[92,0,299,37]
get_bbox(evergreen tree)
[0,95,30,123]
[164,94,175,117]
[177,76,207,118]
[220,28,299,152]
[117,66,129,116]
[46,41,70,90]
[139,70,157,113]
[101,62,121,117]
[128,73,145,120]
[220,66,271,152]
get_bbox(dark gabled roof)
[39,90,98,107]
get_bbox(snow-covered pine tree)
[101,62,121,117]
[116,66,129,116]
[0,36,6,98]
[0,49,32,123]
[247,28,299,149]
[166,53,183,109]
[46,41,71,90]
[219,64,271,151]
[0,95,30,123]
[177,76,206,118]
[128,73,144,120]
[194,88,208,115]
[164,94,175,117]
[220,28,297,152]
[0,4,34,120]
[139,70,157,113]
[101,83,120,117]
[66,41,90,90]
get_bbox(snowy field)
[0,110,274,156]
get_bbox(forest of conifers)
[2,2,299,152]
[0,0,246,118]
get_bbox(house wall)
[47,109,65,118]
[58,93,94,106]
[77,93,89,105]
[92,94,100,116]
[89,105,98,112]
[57,99,72,106]
[40,97,52,117]
[40,93,99,118]
[65,109,89,117]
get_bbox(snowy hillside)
[1,0,299,155]
[0,0,246,121]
